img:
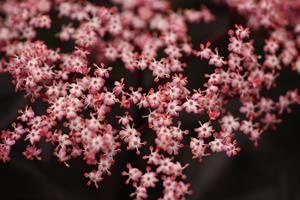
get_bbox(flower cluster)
[0,0,299,199]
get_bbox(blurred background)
[1,0,300,200]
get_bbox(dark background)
[1,1,300,200]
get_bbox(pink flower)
[0,0,299,199]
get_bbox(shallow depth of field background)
[0,1,300,200]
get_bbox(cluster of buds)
[0,0,299,199]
